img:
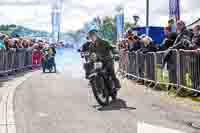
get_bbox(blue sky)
[0,0,199,32]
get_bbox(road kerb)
[0,72,35,133]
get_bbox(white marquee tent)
[187,18,200,29]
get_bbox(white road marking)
[37,112,48,117]
[137,122,186,133]
[0,72,34,133]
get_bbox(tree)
[66,15,137,45]
[124,22,134,32]
[9,24,17,28]
[99,16,116,43]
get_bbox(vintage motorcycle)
[79,50,118,106]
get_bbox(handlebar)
[77,49,81,52]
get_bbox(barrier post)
[175,50,182,96]
[135,52,140,81]
[126,51,138,80]
[152,52,158,89]
[3,50,9,74]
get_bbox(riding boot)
[114,78,121,90]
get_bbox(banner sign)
[116,14,124,41]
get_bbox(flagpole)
[177,0,180,21]
[146,0,149,36]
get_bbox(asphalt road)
[13,49,200,133]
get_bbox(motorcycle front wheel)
[90,76,109,106]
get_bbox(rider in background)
[42,43,56,72]
[79,36,91,53]
[49,44,57,72]
[88,29,121,90]
[79,36,92,79]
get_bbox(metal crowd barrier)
[119,49,200,94]
[127,52,138,79]
[155,50,178,88]
[119,49,129,74]
[0,49,42,75]
[126,52,156,83]
[14,48,26,71]
[25,48,33,68]
[178,50,200,93]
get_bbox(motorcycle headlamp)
[94,62,103,69]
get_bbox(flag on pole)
[115,5,124,41]
[169,0,180,21]
[116,14,124,41]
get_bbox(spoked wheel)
[49,67,52,73]
[48,64,53,73]
[54,65,57,73]
[111,90,118,101]
[91,76,109,106]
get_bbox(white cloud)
[0,5,52,31]
[0,0,199,32]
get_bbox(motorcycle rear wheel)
[111,91,118,101]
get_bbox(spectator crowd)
[119,20,200,53]
[0,33,50,51]
[119,19,200,97]
[0,32,59,73]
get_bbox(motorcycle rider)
[88,29,121,90]
[42,43,56,72]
